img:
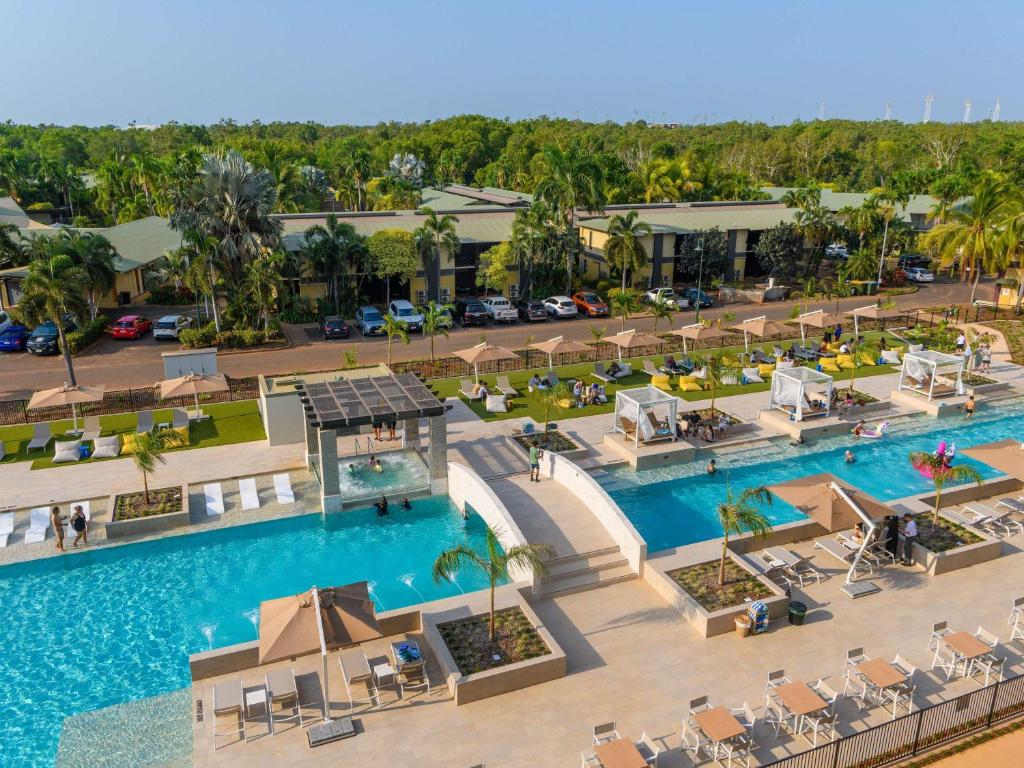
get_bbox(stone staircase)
[539,546,636,597]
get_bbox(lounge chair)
[172,408,189,430]
[813,537,873,574]
[27,423,52,452]
[662,355,688,374]
[495,375,517,397]
[274,473,295,504]
[619,416,639,440]
[592,362,615,384]
[642,359,660,378]
[63,501,91,541]
[0,512,13,548]
[24,507,50,543]
[80,415,102,443]
[266,667,302,729]
[546,371,560,388]
[213,679,245,748]
[239,478,260,511]
[996,497,1024,515]
[459,379,482,400]
[976,507,1024,537]
[791,345,817,361]
[943,507,992,530]
[749,553,790,586]
[339,649,376,709]
[136,410,154,434]
[204,483,225,516]
[0,441,4,460]
[643,411,674,443]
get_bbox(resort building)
[762,187,942,232]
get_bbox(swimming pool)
[599,399,1024,553]
[0,497,493,767]
[336,449,429,497]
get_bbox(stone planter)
[910,512,1003,576]
[105,485,190,540]
[505,432,589,463]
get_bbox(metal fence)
[762,673,1024,768]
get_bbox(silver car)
[152,314,193,340]
[543,295,578,318]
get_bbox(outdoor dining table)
[594,738,647,768]
[774,681,828,736]
[694,706,746,759]
[942,631,992,678]
[857,659,905,690]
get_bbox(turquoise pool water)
[0,497,493,767]
[600,399,1024,554]
[336,449,429,497]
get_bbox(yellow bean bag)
[857,351,877,367]
[819,357,841,373]
[557,396,574,408]
[836,354,856,370]
[650,373,673,392]
[677,376,703,392]
[120,433,137,455]
[758,363,776,378]
[172,426,190,446]
[828,342,843,353]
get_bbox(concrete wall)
[105,485,190,540]
[258,376,307,446]
[919,477,1023,509]
[540,452,647,575]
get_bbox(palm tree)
[154,248,190,294]
[845,249,877,281]
[0,222,18,267]
[130,429,187,505]
[243,252,285,330]
[433,524,554,642]
[847,338,880,393]
[907,452,983,526]
[16,251,88,384]
[716,486,774,586]
[303,215,357,313]
[876,186,911,284]
[381,314,409,367]
[922,176,1014,304]
[175,229,221,329]
[609,289,641,333]
[534,143,605,294]
[414,208,460,302]
[697,351,741,418]
[421,300,454,366]
[589,325,607,345]
[532,382,570,438]
[604,210,652,292]
[650,298,674,335]
[636,158,678,203]
[59,231,117,319]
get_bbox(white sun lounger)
[24,507,50,543]
[274,473,295,504]
[813,537,873,574]
[943,508,992,529]
[63,501,91,540]
[204,483,225,516]
[996,497,1024,514]
[239,478,260,511]
[965,503,1024,536]
[0,512,13,547]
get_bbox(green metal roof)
[578,204,797,235]
[279,210,515,250]
[761,187,939,220]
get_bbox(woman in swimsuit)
[70,505,88,547]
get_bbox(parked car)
[0,324,30,352]
[388,299,424,331]
[644,287,689,309]
[517,298,548,322]
[27,319,76,355]
[319,315,351,339]
[905,267,935,283]
[355,306,385,335]
[825,243,850,258]
[455,299,489,326]
[572,291,608,317]
[152,314,193,340]
[543,295,578,318]
[898,254,931,270]
[0,310,12,335]
[481,295,517,323]
[111,315,152,340]
[682,287,714,308]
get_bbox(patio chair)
[580,752,601,768]
[977,507,1024,537]
[634,731,660,767]
[813,537,873,574]
[266,668,302,730]
[718,704,757,767]
[239,478,260,511]
[0,511,13,548]
[459,379,483,400]
[80,415,102,443]
[204,483,225,516]
[784,555,825,586]
[642,359,660,378]
[928,621,952,652]
[969,628,1004,685]
[592,722,619,745]
[681,698,714,762]
[24,507,50,543]
[749,553,791,587]
[618,416,638,440]
[172,408,189,430]
[643,411,674,442]
[212,679,245,749]
[273,473,295,504]
[136,410,154,434]
[842,648,872,706]
[880,655,918,719]
[339,649,376,709]
[1010,597,1024,642]
[396,657,429,696]
[943,507,992,530]
[803,708,838,746]
[26,423,52,452]
[592,362,615,384]
[495,375,517,397]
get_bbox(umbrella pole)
[193,391,200,419]
[474,363,480,385]
[72,403,79,434]
[800,323,806,348]
[683,338,688,356]
[548,352,553,372]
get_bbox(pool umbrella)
[159,371,228,416]
[605,329,663,362]
[27,382,105,435]
[787,309,841,346]
[668,323,734,355]
[961,439,1024,481]
[768,473,892,532]
[728,317,790,353]
[846,304,901,337]
[453,342,520,383]
[529,335,591,370]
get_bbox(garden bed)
[668,559,773,612]
[512,429,579,453]
[686,407,741,425]
[907,511,1001,576]
[107,485,190,540]
[949,372,997,387]
[912,514,984,553]
[437,608,550,675]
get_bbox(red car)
[111,315,152,339]
[572,291,609,317]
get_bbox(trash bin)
[735,615,752,638]
[788,601,808,626]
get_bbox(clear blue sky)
[6,0,1021,126]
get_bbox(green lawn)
[0,400,266,470]
[432,329,903,424]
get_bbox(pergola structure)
[898,349,964,401]
[297,373,448,512]
[769,366,834,422]
[613,386,678,447]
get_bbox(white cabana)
[613,386,678,447]
[898,349,964,400]
[769,366,834,422]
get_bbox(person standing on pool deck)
[900,513,917,566]
[885,515,900,559]
[50,506,65,552]
[529,443,541,482]
[70,505,88,547]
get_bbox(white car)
[152,314,193,340]
[388,299,425,331]
[904,267,934,283]
[543,295,578,318]
[826,243,850,259]
[644,287,689,309]
[481,296,517,323]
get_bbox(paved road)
[0,279,976,398]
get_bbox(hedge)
[178,323,282,350]
[62,316,110,354]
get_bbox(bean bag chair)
[819,357,841,373]
[836,354,856,370]
[677,376,703,392]
[485,394,508,413]
[742,367,764,384]
[880,349,902,365]
[776,359,795,370]
[758,363,776,378]
[857,351,877,367]
[121,433,139,455]
[650,373,673,392]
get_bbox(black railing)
[762,673,1024,768]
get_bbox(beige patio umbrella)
[787,309,841,346]
[27,382,105,435]
[529,335,591,371]
[668,323,735,355]
[961,439,1024,480]
[159,371,229,416]
[768,473,893,532]
[728,316,791,353]
[845,304,901,336]
[605,328,664,362]
[453,342,520,383]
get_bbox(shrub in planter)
[179,323,217,349]
[62,316,110,354]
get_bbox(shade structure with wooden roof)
[787,309,841,346]
[529,335,591,371]
[605,328,664,361]
[669,323,735,355]
[961,439,1024,481]
[728,316,791,352]
[159,372,228,417]
[845,304,901,336]
[453,342,520,383]
[27,382,105,434]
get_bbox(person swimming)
[845,450,855,463]
[374,495,388,515]
[400,498,412,510]
[852,419,865,437]
[348,463,357,474]
[373,459,384,473]
[368,454,376,467]
[706,459,717,475]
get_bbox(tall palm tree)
[243,253,285,330]
[636,158,678,203]
[433,524,554,641]
[907,452,983,526]
[716,486,773,586]
[174,229,221,329]
[303,214,357,313]
[341,144,373,211]
[381,313,409,367]
[697,351,741,418]
[414,208,460,302]
[534,143,605,294]
[154,248,190,293]
[59,231,117,319]
[650,298,674,335]
[604,210,652,292]
[847,338,880,393]
[876,186,911,284]
[421,300,454,365]
[510,200,559,299]
[923,176,1014,304]
[16,251,88,384]
[130,429,186,505]
[610,289,641,333]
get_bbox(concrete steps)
[540,546,636,597]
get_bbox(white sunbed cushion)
[742,367,764,384]
[485,394,508,413]
[24,507,50,543]
[91,435,121,459]
[776,360,795,369]
[239,478,260,510]
[204,483,225,516]
[52,440,82,463]
[881,349,901,365]
[274,474,295,504]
